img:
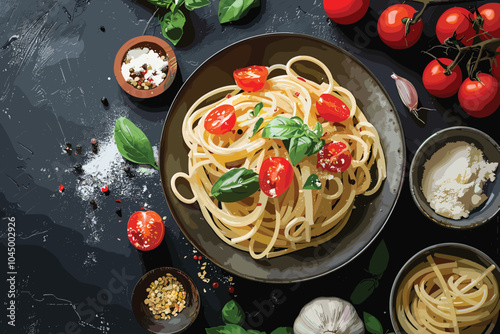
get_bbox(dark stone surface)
[0,0,498,333]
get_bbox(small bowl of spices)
[131,267,200,333]
[114,35,177,99]
[410,126,500,229]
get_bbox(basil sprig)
[114,117,158,170]
[250,102,263,117]
[251,117,264,137]
[218,0,260,24]
[262,116,325,165]
[211,168,260,203]
[158,0,211,45]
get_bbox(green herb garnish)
[303,174,322,190]
[252,117,264,137]
[218,0,260,24]
[114,117,158,170]
[211,168,260,203]
[262,116,324,165]
[251,102,263,117]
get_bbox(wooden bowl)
[114,35,177,99]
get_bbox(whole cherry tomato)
[422,58,463,98]
[204,105,236,135]
[316,93,351,123]
[323,0,370,25]
[233,65,269,92]
[475,3,500,40]
[377,4,423,49]
[258,157,293,198]
[491,46,500,80]
[316,141,352,173]
[436,7,475,46]
[127,211,165,251]
[458,73,500,118]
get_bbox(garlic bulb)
[293,297,364,334]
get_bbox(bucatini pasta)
[395,253,499,334]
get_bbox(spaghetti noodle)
[171,56,386,259]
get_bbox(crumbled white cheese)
[421,141,498,220]
[121,47,168,86]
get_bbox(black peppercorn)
[101,97,109,107]
[74,163,83,173]
[237,129,243,135]
[89,200,98,210]
[100,25,105,32]
[115,208,122,217]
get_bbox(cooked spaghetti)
[170,56,386,259]
[395,253,499,334]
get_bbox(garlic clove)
[293,297,364,334]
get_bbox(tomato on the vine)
[316,141,352,173]
[378,4,423,49]
[204,105,236,135]
[422,58,463,98]
[258,157,293,198]
[323,0,370,25]
[316,93,351,123]
[233,65,269,92]
[458,73,500,118]
[475,3,500,40]
[127,211,165,251]
[436,7,475,46]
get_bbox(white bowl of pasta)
[390,243,500,334]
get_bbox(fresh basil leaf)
[350,278,378,305]
[171,0,185,12]
[251,102,263,117]
[145,0,173,7]
[363,312,384,334]
[290,116,304,125]
[289,136,312,165]
[114,117,158,169]
[314,122,323,138]
[308,139,325,155]
[206,326,226,334]
[262,116,304,140]
[185,0,210,10]
[252,118,264,137]
[220,324,247,334]
[159,9,186,45]
[368,239,389,277]
[222,300,245,325]
[212,169,260,203]
[270,328,293,334]
[218,0,260,24]
[303,174,321,190]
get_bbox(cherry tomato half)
[204,105,236,135]
[475,3,500,40]
[127,211,165,251]
[316,141,352,173]
[377,4,423,49]
[458,73,500,118]
[316,93,351,123]
[233,65,269,92]
[323,0,370,25]
[422,58,463,98]
[258,157,293,198]
[436,7,475,46]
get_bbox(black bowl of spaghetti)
[159,33,405,283]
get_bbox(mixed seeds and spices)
[144,274,187,320]
[121,47,168,90]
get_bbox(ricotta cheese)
[421,141,498,220]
